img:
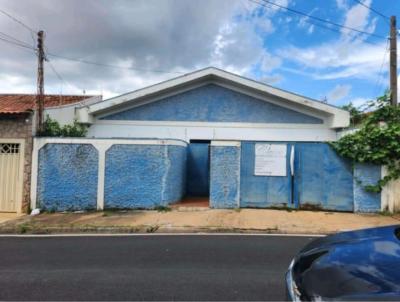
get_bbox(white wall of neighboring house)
[44,96,102,126]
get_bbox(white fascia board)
[78,67,349,128]
[94,119,330,129]
[33,137,187,147]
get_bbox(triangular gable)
[76,67,349,128]
[100,83,323,124]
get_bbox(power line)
[256,0,387,40]
[372,39,390,97]
[0,30,34,48]
[352,0,390,22]
[0,30,185,76]
[250,0,383,44]
[0,8,36,32]
[0,8,37,45]
[295,14,381,46]
[46,52,185,75]
[46,58,84,93]
[0,35,36,50]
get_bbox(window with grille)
[0,143,20,154]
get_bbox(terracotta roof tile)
[0,94,96,114]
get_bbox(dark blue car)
[286,225,400,301]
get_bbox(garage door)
[0,141,24,212]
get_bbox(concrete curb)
[0,224,332,235]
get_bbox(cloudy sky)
[0,0,399,107]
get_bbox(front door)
[186,141,210,196]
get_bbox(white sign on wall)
[254,143,287,176]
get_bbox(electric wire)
[256,0,387,40]
[352,0,390,22]
[0,8,37,45]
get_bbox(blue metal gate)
[239,142,354,211]
[240,142,293,208]
[294,143,354,211]
[186,142,210,196]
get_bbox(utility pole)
[36,30,45,134]
[390,16,397,106]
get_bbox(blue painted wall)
[37,144,98,211]
[104,144,186,209]
[186,143,209,196]
[101,84,323,124]
[354,163,381,213]
[295,143,354,211]
[162,145,187,203]
[240,142,292,208]
[210,145,241,208]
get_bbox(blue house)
[31,67,383,213]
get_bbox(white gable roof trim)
[76,67,349,128]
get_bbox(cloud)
[0,0,286,98]
[279,37,388,81]
[277,0,385,84]
[341,0,377,42]
[336,0,348,10]
[260,74,283,85]
[297,8,318,35]
[348,97,370,107]
[327,84,351,102]
[260,52,282,73]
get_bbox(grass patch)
[17,223,31,234]
[146,225,159,233]
[154,205,172,212]
[379,210,393,216]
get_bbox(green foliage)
[40,115,87,137]
[341,103,364,125]
[332,92,400,192]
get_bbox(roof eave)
[76,67,350,128]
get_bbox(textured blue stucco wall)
[101,84,323,124]
[295,143,354,211]
[240,142,292,208]
[186,143,210,196]
[162,145,187,203]
[104,144,186,209]
[37,144,98,211]
[354,163,381,213]
[210,145,241,208]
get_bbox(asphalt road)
[0,235,316,301]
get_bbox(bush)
[40,115,88,137]
[332,92,400,192]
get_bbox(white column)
[94,142,112,210]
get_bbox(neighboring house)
[32,67,388,214]
[0,94,101,213]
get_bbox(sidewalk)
[1,208,399,234]
[0,213,24,224]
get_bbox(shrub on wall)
[40,115,88,137]
[332,92,400,192]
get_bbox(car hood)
[293,225,400,301]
